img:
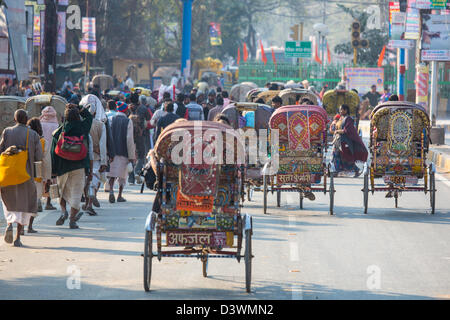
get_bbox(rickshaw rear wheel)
[430,166,435,215]
[363,172,369,214]
[245,228,252,293]
[394,192,398,208]
[299,192,303,210]
[329,173,334,215]
[263,175,268,215]
[276,190,281,207]
[143,230,153,292]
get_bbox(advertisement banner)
[79,40,96,54]
[391,11,406,40]
[388,39,415,48]
[414,0,448,8]
[389,2,400,37]
[3,0,28,80]
[421,50,450,60]
[344,67,384,94]
[209,22,222,46]
[40,10,45,48]
[82,17,96,42]
[405,7,420,39]
[57,12,66,54]
[421,14,450,60]
[33,15,40,46]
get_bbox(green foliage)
[334,4,388,66]
[69,0,293,67]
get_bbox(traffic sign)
[285,41,312,58]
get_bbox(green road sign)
[285,41,312,58]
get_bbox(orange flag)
[243,43,248,62]
[237,47,241,65]
[260,40,267,65]
[271,47,277,66]
[327,42,331,64]
[315,42,322,64]
[377,45,386,67]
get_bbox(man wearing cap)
[107,101,135,203]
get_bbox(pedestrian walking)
[51,104,93,229]
[1,110,43,246]
[207,95,225,121]
[40,106,60,210]
[26,117,51,232]
[203,90,216,120]
[185,94,205,120]
[155,102,180,141]
[81,95,108,215]
[107,101,135,203]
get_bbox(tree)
[334,4,388,66]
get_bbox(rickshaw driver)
[272,96,282,109]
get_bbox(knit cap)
[117,101,128,113]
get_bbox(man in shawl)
[40,106,60,210]
[107,101,135,203]
[80,95,108,215]
[1,110,43,246]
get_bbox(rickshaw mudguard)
[145,211,157,231]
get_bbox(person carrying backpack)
[51,104,93,229]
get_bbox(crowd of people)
[1,72,400,247]
[0,74,237,247]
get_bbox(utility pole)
[84,0,89,92]
[44,0,57,93]
[181,0,193,83]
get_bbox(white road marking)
[290,242,299,262]
[291,285,304,300]
[288,215,296,227]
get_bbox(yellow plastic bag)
[0,130,30,187]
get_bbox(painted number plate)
[166,231,227,247]
[383,175,418,185]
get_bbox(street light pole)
[181,0,193,83]
[84,0,89,92]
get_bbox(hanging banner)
[79,40,96,54]
[3,0,29,81]
[389,2,400,37]
[33,15,40,46]
[209,22,222,46]
[405,7,420,39]
[82,17,96,42]
[40,10,45,49]
[58,0,69,5]
[57,12,66,54]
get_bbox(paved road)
[1,171,449,299]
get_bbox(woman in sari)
[331,104,368,177]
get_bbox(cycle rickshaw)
[263,105,335,214]
[221,102,274,201]
[143,121,254,292]
[362,101,435,214]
